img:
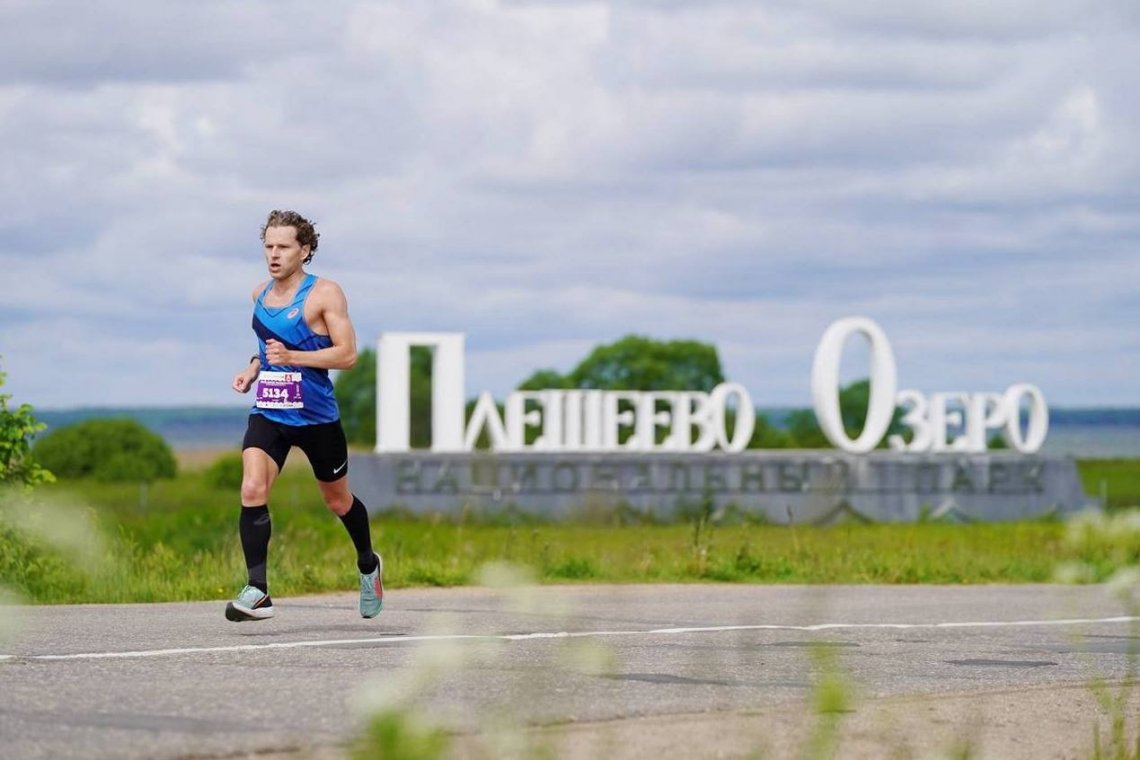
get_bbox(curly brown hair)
[261,210,320,264]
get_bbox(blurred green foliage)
[519,334,725,392]
[0,365,54,486]
[204,452,245,490]
[32,419,177,482]
[1080,459,1140,511]
[336,346,432,448]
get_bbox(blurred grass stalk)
[351,561,589,760]
[1056,508,1140,759]
[0,486,105,562]
[0,485,107,625]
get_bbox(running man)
[227,209,382,622]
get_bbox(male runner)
[227,209,382,622]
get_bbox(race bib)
[255,371,304,409]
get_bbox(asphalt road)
[1,584,1138,759]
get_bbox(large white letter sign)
[811,317,898,454]
[376,327,1049,456]
[813,318,1050,454]
[712,383,756,452]
[376,333,466,453]
[1002,383,1049,452]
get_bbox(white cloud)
[1,0,1138,411]
[0,1,344,86]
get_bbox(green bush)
[205,452,244,490]
[0,366,54,486]
[32,419,177,482]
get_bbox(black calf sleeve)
[338,496,377,573]
[239,505,271,592]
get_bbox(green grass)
[1079,458,1140,511]
[0,457,1136,605]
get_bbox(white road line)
[3,615,1138,662]
[650,616,1140,634]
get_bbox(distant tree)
[407,347,433,448]
[784,378,905,448]
[747,413,794,449]
[0,366,54,486]
[561,335,725,392]
[335,347,376,447]
[784,408,832,449]
[517,369,572,391]
[334,346,433,448]
[33,419,176,482]
[515,336,796,449]
[516,337,807,448]
[204,452,245,490]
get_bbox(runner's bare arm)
[232,357,260,393]
[232,283,269,392]
[264,279,357,370]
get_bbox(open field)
[1080,457,1140,510]
[1,455,1137,605]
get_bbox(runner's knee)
[241,477,269,505]
[320,487,353,515]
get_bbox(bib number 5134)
[255,371,305,410]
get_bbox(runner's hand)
[265,339,292,366]
[233,371,256,394]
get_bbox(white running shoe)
[225,585,275,622]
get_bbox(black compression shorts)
[242,414,349,482]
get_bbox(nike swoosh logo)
[333,461,347,474]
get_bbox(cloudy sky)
[1,0,1137,411]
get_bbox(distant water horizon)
[32,404,1140,458]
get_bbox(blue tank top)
[250,274,340,426]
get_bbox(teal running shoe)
[225,585,275,622]
[360,553,384,618]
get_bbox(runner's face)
[262,226,310,279]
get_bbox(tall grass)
[0,457,1135,605]
[0,483,1078,604]
[1080,459,1140,512]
